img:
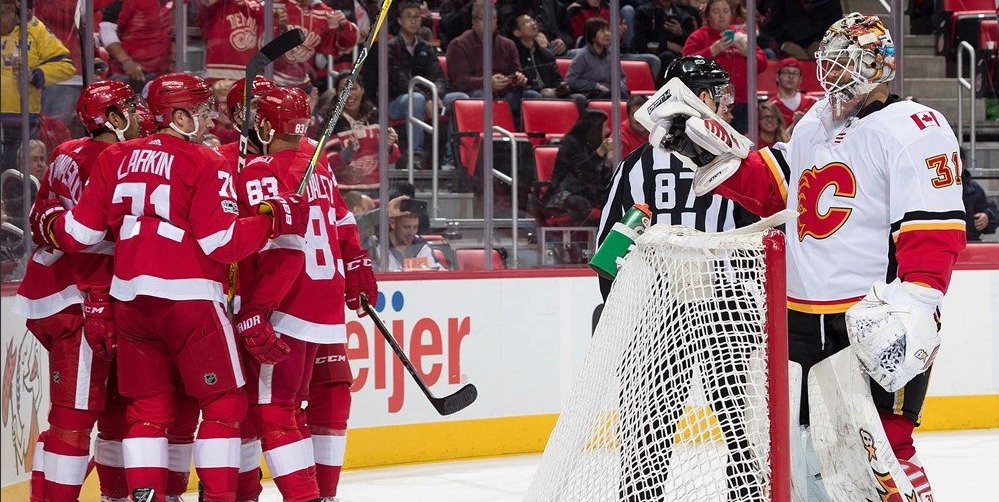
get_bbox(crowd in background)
[1,0,997,277]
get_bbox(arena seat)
[522,100,580,145]
[757,60,780,98]
[937,2,996,58]
[452,99,527,176]
[438,55,447,75]
[620,60,657,95]
[432,248,451,270]
[587,100,627,120]
[556,58,572,78]
[533,146,560,184]
[980,19,997,48]
[455,249,505,271]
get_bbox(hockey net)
[526,223,789,502]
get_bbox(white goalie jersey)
[716,97,967,313]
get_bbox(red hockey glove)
[234,307,291,365]
[259,194,310,239]
[344,254,377,316]
[83,287,115,361]
[30,198,66,247]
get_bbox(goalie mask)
[815,12,896,117]
[663,56,734,114]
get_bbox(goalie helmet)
[663,56,733,111]
[255,86,311,140]
[145,72,217,139]
[226,76,277,121]
[76,80,137,137]
[815,12,896,113]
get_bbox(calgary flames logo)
[859,428,919,502]
[703,119,733,148]
[796,162,857,241]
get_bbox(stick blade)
[432,383,478,416]
[261,28,306,62]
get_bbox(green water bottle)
[589,203,653,280]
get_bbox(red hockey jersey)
[13,138,114,319]
[237,148,347,343]
[199,0,264,81]
[50,133,274,304]
[102,0,173,75]
[272,0,357,88]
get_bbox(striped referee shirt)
[596,144,758,298]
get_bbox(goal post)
[526,222,790,502]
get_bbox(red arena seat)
[534,146,560,184]
[556,58,572,78]
[455,249,505,271]
[438,55,447,75]
[451,99,526,176]
[620,60,656,95]
[522,100,580,145]
[587,100,627,120]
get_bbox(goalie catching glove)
[634,78,752,196]
[234,306,291,364]
[845,279,942,392]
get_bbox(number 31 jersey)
[717,98,966,313]
[236,147,347,344]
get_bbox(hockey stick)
[294,0,396,195]
[361,295,478,415]
[228,28,306,314]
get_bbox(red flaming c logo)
[797,162,857,241]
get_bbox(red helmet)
[226,76,277,120]
[145,72,213,127]
[76,80,137,133]
[255,86,310,136]
[135,103,157,136]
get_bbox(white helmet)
[815,13,896,114]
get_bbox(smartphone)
[399,198,428,215]
[723,29,735,42]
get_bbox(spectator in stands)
[325,72,401,192]
[756,101,788,149]
[388,1,449,170]
[199,0,272,84]
[445,0,536,119]
[1,0,74,172]
[620,95,649,157]
[273,0,358,89]
[100,0,173,89]
[385,213,444,271]
[567,0,635,50]
[22,139,46,181]
[768,57,816,133]
[962,168,999,242]
[633,0,697,82]
[758,0,841,60]
[677,0,706,28]
[682,0,766,133]
[33,1,96,131]
[498,0,572,56]
[542,109,613,226]
[566,17,628,100]
[512,14,573,100]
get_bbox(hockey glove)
[259,194,310,239]
[83,287,116,360]
[30,198,67,247]
[344,254,377,316]
[634,78,752,196]
[234,306,291,365]
[845,280,942,392]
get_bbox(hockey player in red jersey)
[642,13,964,502]
[31,72,311,502]
[272,0,357,89]
[14,79,139,502]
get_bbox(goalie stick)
[227,28,306,313]
[294,0,396,195]
[361,294,479,416]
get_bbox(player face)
[190,101,220,142]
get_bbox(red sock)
[124,395,174,500]
[308,382,350,497]
[42,407,98,501]
[255,405,318,501]
[236,439,262,502]
[96,404,129,499]
[30,433,46,502]
[166,396,198,497]
[194,391,245,501]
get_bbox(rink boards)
[2,246,998,497]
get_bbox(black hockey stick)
[361,295,478,416]
[294,0,396,195]
[228,28,306,313]
[237,28,306,174]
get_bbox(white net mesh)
[526,224,784,502]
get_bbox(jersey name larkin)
[780,99,963,307]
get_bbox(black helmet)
[663,56,731,104]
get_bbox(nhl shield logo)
[52,371,61,383]
[204,373,218,386]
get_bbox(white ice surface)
[205,429,999,502]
